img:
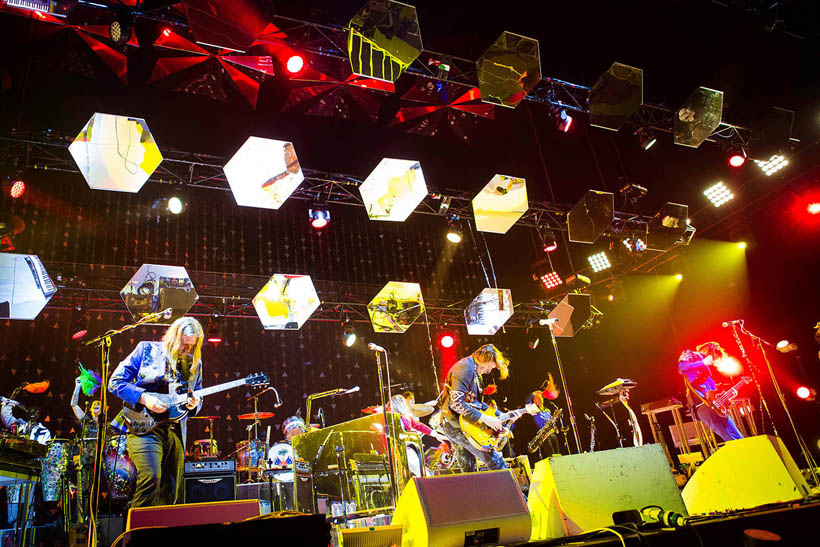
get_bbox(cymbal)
[189,415,220,420]
[238,412,275,420]
[361,405,383,415]
[410,404,435,417]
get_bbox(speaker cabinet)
[126,499,260,531]
[336,525,403,547]
[183,472,235,503]
[682,435,810,515]
[294,469,315,514]
[528,444,686,540]
[391,470,531,547]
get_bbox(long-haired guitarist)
[439,344,510,471]
[678,342,744,441]
[108,316,204,507]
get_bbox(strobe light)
[704,182,734,207]
[754,154,788,177]
[588,251,611,272]
[537,271,563,290]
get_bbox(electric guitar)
[460,403,540,452]
[691,376,752,417]
[123,372,269,435]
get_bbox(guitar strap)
[684,376,718,415]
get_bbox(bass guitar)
[689,375,752,417]
[123,372,269,435]
[460,403,539,452]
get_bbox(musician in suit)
[439,344,509,471]
[678,342,743,441]
[108,317,204,507]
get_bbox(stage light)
[108,10,133,46]
[162,27,172,37]
[588,251,611,273]
[728,147,746,167]
[538,228,558,253]
[635,126,656,150]
[439,334,454,348]
[446,214,462,243]
[342,321,357,347]
[309,206,330,229]
[538,271,563,289]
[622,236,647,254]
[737,241,747,250]
[167,196,184,215]
[527,331,540,349]
[551,107,573,133]
[286,54,305,74]
[704,182,734,207]
[776,340,798,353]
[807,202,820,215]
[796,386,813,400]
[70,309,88,341]
[607,294,615,302]
[714,356,742,376]
[206,317,223,344]
[9,180,25,199]
[754,154,788,176]
[675,273,683,281]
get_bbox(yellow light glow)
[675,274,683,281]
[737,241,747,250]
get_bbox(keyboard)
[25,255,56,297]
[3,0,51,13]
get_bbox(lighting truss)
[704,182,734,207]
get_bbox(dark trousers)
[127,423,184,507]
[695,405,744,442]
[440,420,507,471]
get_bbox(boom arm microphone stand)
[735,323,819,486]
[369,345,399,508]
[728,323,777,436]
[83,307,172,547]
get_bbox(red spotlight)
[9,180,25,199]
[728,154,745,167]
[797,386,811,400]
[308,207,330,229]
[162,27,172,37]
[439,334,454,348]
[808,202,820,215]
[286,54,305,74]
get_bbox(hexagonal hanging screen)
[347,0,422,83]
[477,31,541,109]
[472,175,528,233]
[0,254,56,320]
[360,158,427,221]
[367,281,425,333]
[120,264,198,324]
[589,62,643,131]
[68,113,163,193]
[223,136,305,210]
[465,288,513,336]
[674,87,723,148]
[252,274,320,330]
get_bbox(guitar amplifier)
[184,461,236,503]
[294,460,315,514]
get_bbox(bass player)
[677,342,744,441]
[108,316,204,507]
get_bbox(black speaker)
[183,473,235,503]
[294,469,315,514]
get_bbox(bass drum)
[40,439,71,502]
[103,435,136,500]
[266,442,294,482]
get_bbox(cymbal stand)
[546,322,582,453]
[740,324,819,486]
[596,402,624,448]
[83,309,167,547]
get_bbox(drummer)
[391,392,447,443]
[282,416,308,442]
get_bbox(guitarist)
[439,344,510,471]
[677,342,743,442]
[108,317,204,507]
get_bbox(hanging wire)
[465,218,494,289]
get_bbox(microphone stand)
[371,349,399,508]
[305,387,351,427]
[738,324,819,486]
[82,309,168,547]
[546,322,582,453]
[728,324,778,436]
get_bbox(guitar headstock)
[525,403,541,415]
[246,372,270,387]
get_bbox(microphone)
[539,318,559,325]
[272,387,283,408]
[344,386,360,395]
[641,506,688,527]
[368,343,385,352]
[317,407,325,428]
[722,319,743,327]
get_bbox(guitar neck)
[501,407,527,423]
[194,378,247,398]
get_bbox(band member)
[282,416,308,442]
[678,342,743,441]
[390,392,447,442]
[108,316,204,507]
[439,344,510,470]
[1,381,52,443]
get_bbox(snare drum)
[40,439,71,502]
